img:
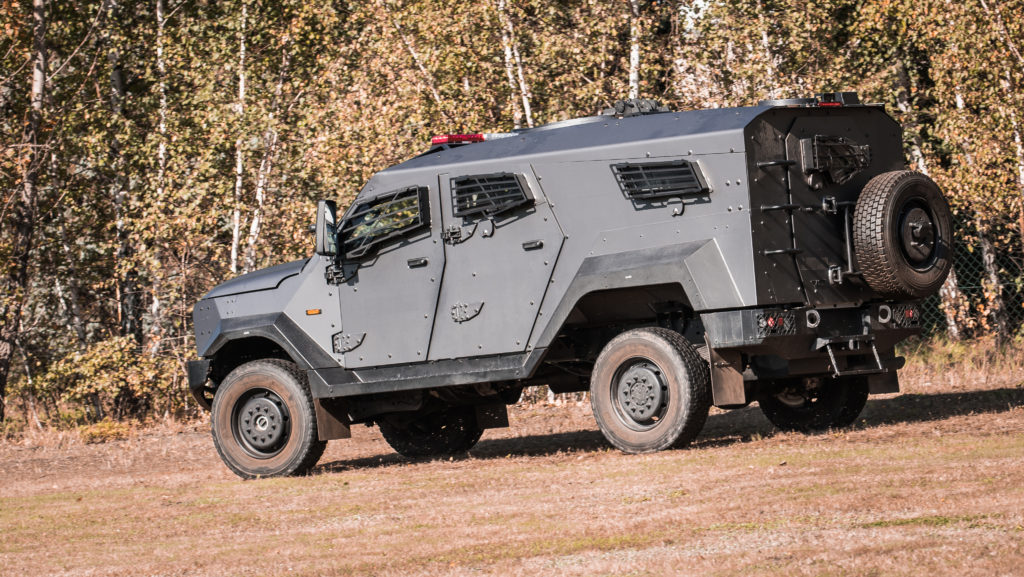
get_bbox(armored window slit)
[451,173,532,218]
[340,186,430,259]
[611,160,710,200]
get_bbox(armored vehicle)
[189,93,952,478]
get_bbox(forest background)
[1,0,1023,429]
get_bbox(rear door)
[428,170,564,361]
[785,109,901,305]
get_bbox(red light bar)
[817,101,843,107]
[431,133,486,145]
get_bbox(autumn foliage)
[1,0,1023,426]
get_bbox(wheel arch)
[207,336,295,385]
[530,240,743,353]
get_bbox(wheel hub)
[900,205,936,264]
[237,393,288,454]
[617,362,665,422]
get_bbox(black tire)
[853,170,953,299]
[378,406,483,459]
[758,375,869,432]
[211,359,326,479]
[590,327,711,454]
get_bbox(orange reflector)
[306,309,322,316]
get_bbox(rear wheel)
[378,406,483,459]
[590,327,711,454]
[211,359,326,479]
[758,375,869,432]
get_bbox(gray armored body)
[188,93,952,478]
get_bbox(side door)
[336,185,444,368]
[428,170,564,361]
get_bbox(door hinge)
[441,225,461,244]
[441,223,477,245]
[325,262,349,285]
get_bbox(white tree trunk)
[938,267,962,341]
[756,0,776,98]
[509,27,533,126]
[150,0,169,352]
[243,41,291,274]
[496,0,533,128]
[156,0,167,200]
[955,85,1008,340]
[230,3,247,275]
[2,0,47,422]
[895,62,930,176]
[627,0,641,99]
[1009,106,1024,251]
[379,1,444,109]
[496,0,523,129]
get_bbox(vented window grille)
[340,186,429,259]
[611,160,710,200]
[451,173,531,218]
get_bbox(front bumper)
[186,359,213,411]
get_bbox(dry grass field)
[2,346,1023,577]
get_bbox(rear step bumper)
[700,303,920,407]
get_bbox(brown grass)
[1,341,1023,577]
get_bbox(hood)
[203,259,307,299]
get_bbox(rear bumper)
[701,303,919,406]
[703,302,919,363]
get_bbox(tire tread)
[591,327,711,453]
[853,170,952,299]
[211,358,326,479]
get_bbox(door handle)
[407,257,429,268]
[522,240,544,251]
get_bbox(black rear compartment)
[745,105,905,307]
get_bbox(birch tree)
[1,0,46,422]
[230,2,247,275]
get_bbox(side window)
[340,186,429,259]
[610,160,709,200]
[451,173,532,219]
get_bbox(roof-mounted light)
[815,92,860,107]
[431,133,487,145]
[429,132,516,146]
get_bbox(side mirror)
[314,200,338,256]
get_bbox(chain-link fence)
[919,212,1024,339]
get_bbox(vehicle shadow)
[314,386,1024,474]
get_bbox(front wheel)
[211,359,326,479]
[758,375,869,432]
[590,327,711,454]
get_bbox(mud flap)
[705,336,746,408]
[314,398,352,441]
[475,403,509,429]
[867,355,904,394]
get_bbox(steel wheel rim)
[231,388,291,459]
[898,198,937,270]
[774,377,825,410]
[610,357,669,431]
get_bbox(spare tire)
[853,171,953,299]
